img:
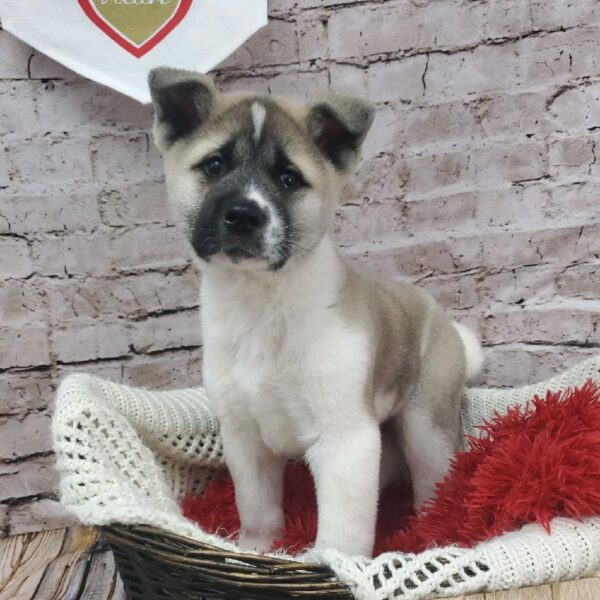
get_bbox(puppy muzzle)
[192,198,270,262]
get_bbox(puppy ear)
[148,67,216,150]
[306,95,374,170]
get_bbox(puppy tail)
[452,322,484,382]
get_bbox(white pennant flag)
[0,0,267,103]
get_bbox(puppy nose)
[223,201,266,235]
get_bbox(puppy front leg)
[221,419,285,552]
[306,422,381,556]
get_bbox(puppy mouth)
[198,239,292,270]
[191,224,294,269]
[222,241,260,262]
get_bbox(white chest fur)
[200,238,371,457]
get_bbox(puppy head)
[148,67,374,271]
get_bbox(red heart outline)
[79,0,193,58]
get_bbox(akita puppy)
[148,68,483,557]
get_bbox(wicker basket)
[103,524,352,599]
[53,357,600,600]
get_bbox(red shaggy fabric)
[182,380,600,555]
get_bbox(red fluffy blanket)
[183,380,600,555]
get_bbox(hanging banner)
[0,0,267,103]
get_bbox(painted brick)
[108,225,191,273]
[420,272,481,311]
[517,27,600,87]
[336,190,482,247]
[29,236,69,278]
[335,197,406,247]
[0,504,7,535]
[32,225,192,278]
[0,236,33,278]
[425,45,522,100]
[91,133,162,184]
[328,63,368,97]
[346,233,483,278]
[0,324,50,369]
[482,0,535,39]
[365,56,428,104]
[403,150,472,196]
[219,18,299,69]
[475,186,548,231]
[51,319,130,363]
[98,181,171,227]
[43,270,199,321]
[0,280,46,327]
[329,0,485,59]
[122,349,202,389]
[472,141,547,184]
[405,191,479,233]
[0,191,100,234]
[0,412,52,461]
[549,135,596,178]
[2,135,93,186]
[361,104,403,159]
[217,68,330,105]
[484,308,600,346]
[531,0,600,31]
[481,224,600,270]
[8,498,76,536]
[329,2,419,58]
[130,310,202,354]
[0,371,55,416]
[269,0,303,12]
[555,263,600,300]
[423,27,600,102]
[352,153,410,201]
[269,0,357,11]
[56,360,125,385]
[297,16,329,62]
[477,266,558,308]
[483,345,600,388]
[27,50,76,80]
[0,81,37,136]
[53,233,112,277]
[36,79,153,132]
[472,92,550,139]
[547,82,600,131]
[63,231,121,276]
[0,32,31,78]
[0,455,58,502]
[401,102,477,148]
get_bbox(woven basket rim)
[102,523,354,598]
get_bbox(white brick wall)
[1,0,600,534]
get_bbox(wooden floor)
[0,527,598,599]
[0,527,124,600]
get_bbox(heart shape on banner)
[78,0,193,58]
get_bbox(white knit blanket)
[53,357,600,599]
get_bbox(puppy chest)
[231,357,321,456]
[212,318,371,455]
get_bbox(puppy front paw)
[238,528,278,553]
[314,534,373,557]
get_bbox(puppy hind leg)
[396,402,459,509]
[398,318,465,509]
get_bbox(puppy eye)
[202,155,225,177]
[280,168,303,190]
